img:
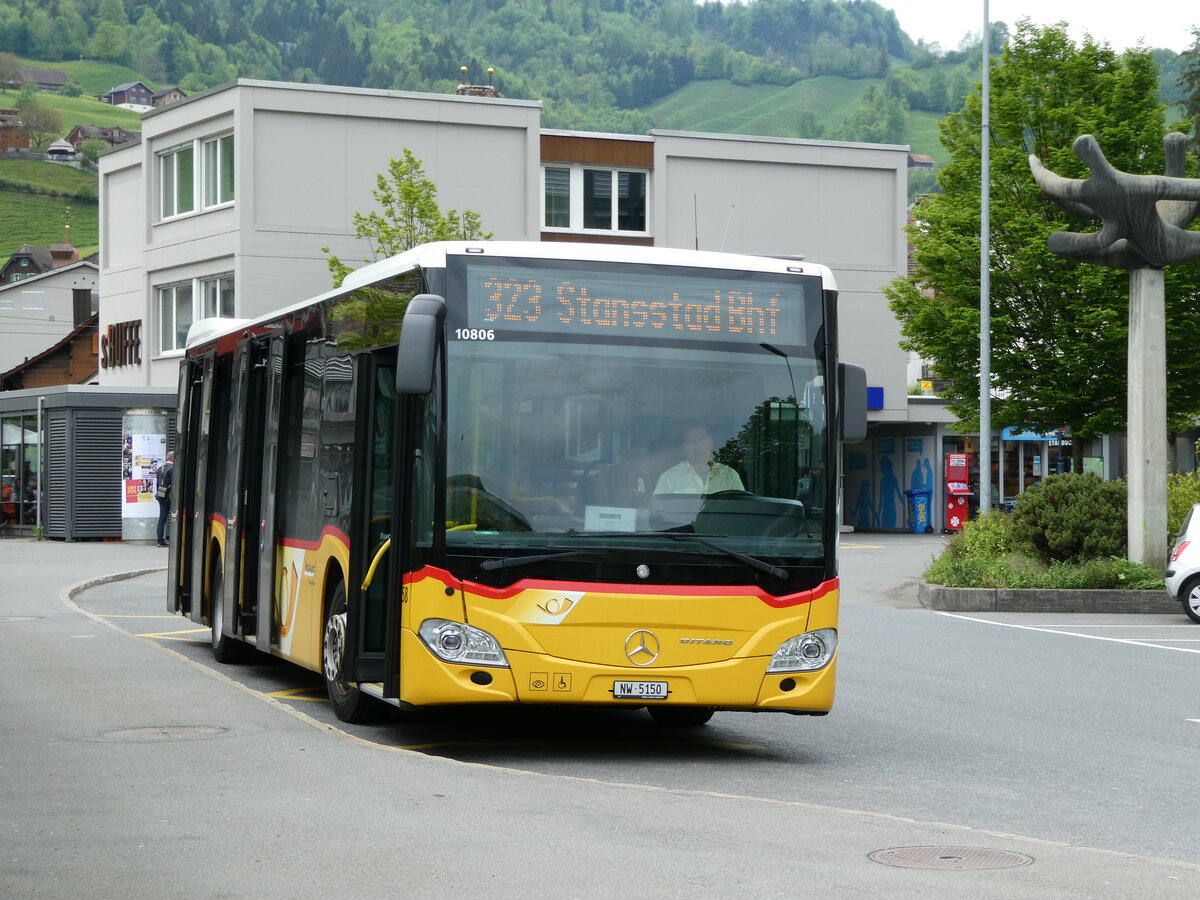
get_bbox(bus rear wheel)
[323,581,375,723]
[648,706,714,727]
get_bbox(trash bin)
[904,488,931,534]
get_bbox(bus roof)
[186,241,837,351]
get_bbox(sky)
[881,0,1196,54]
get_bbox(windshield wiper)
[667,534,788,580]
[554,531,789,580]
[479,548,613,571]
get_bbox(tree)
[886,22,1200,452]
[0,51,18,86]
[323,149,493,350]
[1177,27,1200,153]
[19,104,64,151]
[325,148,493,286]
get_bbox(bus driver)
[653,423,744,497]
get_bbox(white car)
[1165,503,1200,623]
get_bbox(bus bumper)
[397,629,836,713]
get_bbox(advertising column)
[121,408,168,542]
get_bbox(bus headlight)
[418,619,510,667]
[766,628,837,673]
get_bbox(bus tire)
[211,563,248,663]
[647,706,714,727]
[323,580,375,723]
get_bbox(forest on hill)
[1,0,997,136]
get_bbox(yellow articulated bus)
[168,241,866,727]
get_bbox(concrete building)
[97,77,958,530]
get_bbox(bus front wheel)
[323,581,375,723]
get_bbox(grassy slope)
[643,76,952,163]
[0,188,98,257]
[16,57,156,98]
[1,60,142,261]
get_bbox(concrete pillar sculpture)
[1029,133,1200,565]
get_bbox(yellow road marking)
[266,687,329,703]
[840,542,883,549]
[137,627,210,642]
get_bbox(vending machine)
[945,452,971,531]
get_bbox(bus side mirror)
[839,362,868,443]
[396,294,447,395]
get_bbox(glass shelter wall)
[0,414,38,528]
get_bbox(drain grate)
[98,725,230,743]
[869,846,1034,871]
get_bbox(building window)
[203,134,234,207]
[160,144,195,218]
[158,273,235,353]
[201,273,234,318]
[159,133,234,220]
[544,167,570,228]
[542,165,648,234]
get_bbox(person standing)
[155,451,174,547]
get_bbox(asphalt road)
[4,534,1200,897]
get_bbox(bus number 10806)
[454,328,496,341]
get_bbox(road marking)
[935,612,1200,654]
[136,627,210,642]
[841,542,883,549]
[100,614,183,619]
[266,687,329,702]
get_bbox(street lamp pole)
[979,0,992,513]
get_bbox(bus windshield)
[439,257,830,585]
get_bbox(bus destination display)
[463,263,808,344]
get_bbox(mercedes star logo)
[624,629,660,666]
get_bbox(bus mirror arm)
[396,294,448,395]
[839,362,868,443]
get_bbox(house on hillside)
[2,236,82,284]
[0,260,98,375]
[12,66,68,92]
[152,87,187,106]
[0,313,99,391]
[0,108,30,151]
[66,124,138,149]
[99,82,154,108]
[908,154,935,170]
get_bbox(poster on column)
[122,432,166,518]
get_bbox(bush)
[923,511,1019,587]
[1009,473,1126,563]
[1168,470,1200,539]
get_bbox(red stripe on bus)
[405,564,836,608]
[277,525,351,552]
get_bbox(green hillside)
[0,88,144,133]
[0,187,98,258]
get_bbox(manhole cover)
[98,725,230,743]
[869,846,1034,870]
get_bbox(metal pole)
[979,0,992,513]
